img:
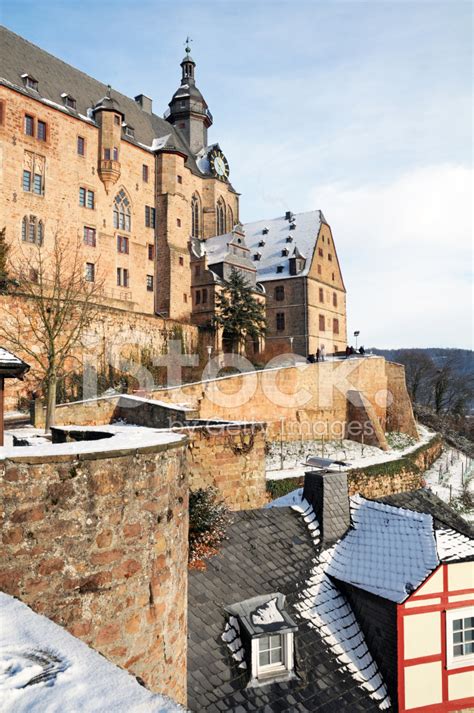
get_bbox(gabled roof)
[188,507,389,712]
[203,210,325,281]
[0,347,30,379]
[0,26,216,180]
[324,492,473,603]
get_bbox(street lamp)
[354,331,360,350]
[207,345,213,359]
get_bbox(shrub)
[188,487,229,567]
[266,477,303,500]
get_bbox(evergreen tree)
[213,268,266,353]
[0,227,9,293]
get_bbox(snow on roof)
[0,348,23,366]
[0,592,184,713]
[289,497,391,710]
[203,210,324,281]
[325,495,440,603]
[436,527,474,561]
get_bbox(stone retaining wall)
[0,436,189,705]
[182,423,267,510]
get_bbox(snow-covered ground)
[266,424,434,480]
[424,446,474,522]
[0,593,184,712]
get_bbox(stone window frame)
[276,312,285,331]
[79,186,95,210]
[117,267,130,288]
[0,100,5,126]
[21,215,43,245]
[77,136,86,156]
[333,318,339,335]
[145,205,156,229]
[191,193,202,238]
[319,314,325,331]
[142,164,149,183]
[147,244,154,261]
[319,287,324,303]
[83,226,97,248]
[117,235,129,254]
[333,292,338,307]
[146,275,154,292]
[113,189,131,230]
[85,262,95,282]
[446,606,474,670]
[274,285,285,302]
[216,197,226,236]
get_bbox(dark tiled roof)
[0,26,202,175]
[188,508,387,712]
[379,489,473,539]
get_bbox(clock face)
[209,148,229,181]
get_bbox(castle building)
[0,26,347,356]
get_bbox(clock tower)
[165,40,213,155]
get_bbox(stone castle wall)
[0,293,200,410]
[151,357,418,443]
[182,423,268,510]
[0,437,189,705]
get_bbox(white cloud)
[308,164,473,349]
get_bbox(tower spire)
[165,41,213,155]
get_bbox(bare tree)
[397,349,435,403]
[0,231,103,431]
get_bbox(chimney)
[303,470,350,547]
[134,94,152,114]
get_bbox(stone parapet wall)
[182,423,267,510]
[152,357,418,444]
[0,437,189,705]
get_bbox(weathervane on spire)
[184,36,192,54]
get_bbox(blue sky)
[2,0,472,348]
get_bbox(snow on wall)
[0,593,185,713]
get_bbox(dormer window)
[125,125,135,138]
[258,239,265,247]
[289,221,296,230]
[223,594,297,685]
[286,236,293,243]
[276,265,284,273]
[253,252,262,261]
[22,74,38,91]
[281,248,289,257]
[62,93,76,109]
[262,227,269,235]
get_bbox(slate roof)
[188,507,390,712]
[0,26,220,181]
[203,211,325,282]
[324,492,474,604]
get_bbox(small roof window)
[262,227,269,235]
[281,248,289,257]
[276,265,284,273]
[258,239,266,247]
[61,93,77,109]
[124,125,135,138]
[253,252,262,261]
[224,593,297,685]
[21,73,38,91]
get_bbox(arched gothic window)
[216,198,226,236]
[21,215,43,244]
[227,206,234,232]
[113,189,131,232]
[191,193,201,238]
